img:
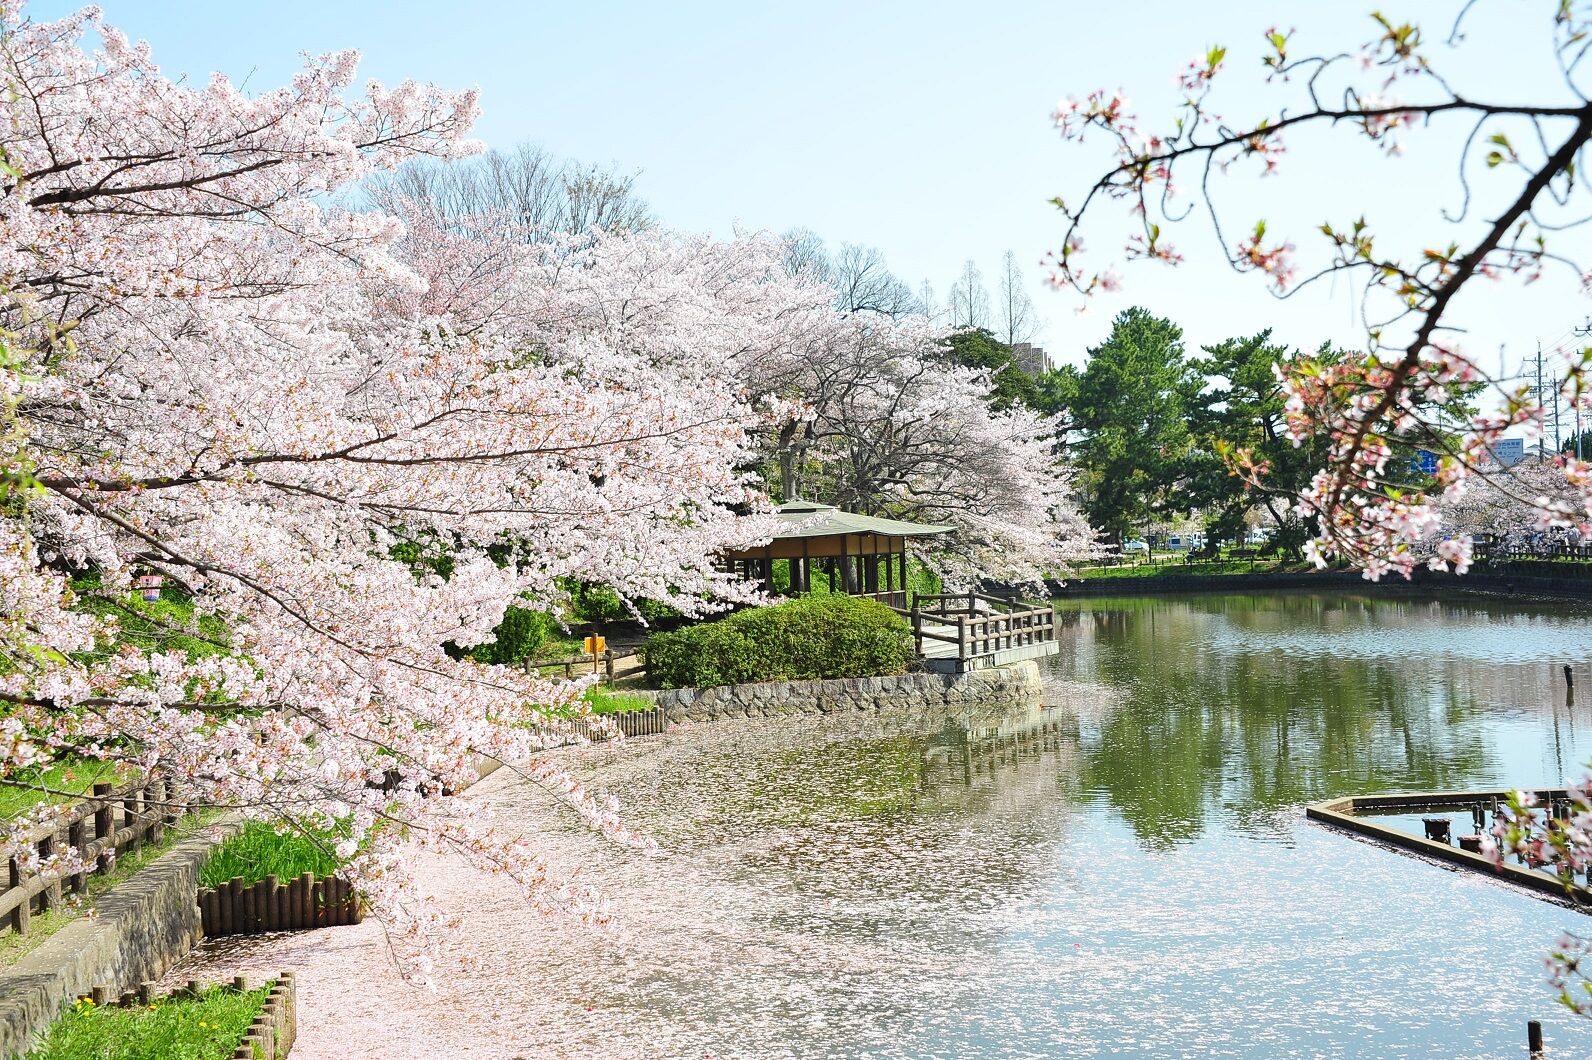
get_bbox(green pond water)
[512,590,1592,1057]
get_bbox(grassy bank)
[24,982,272,1060]
[583,688,654,715]
[1068,556,1320,580]
[0,759,135,822]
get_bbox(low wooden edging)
[200,874,360,937]
[78,971,295,1060]
[1306,788,1592,909]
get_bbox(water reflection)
[1052,591,1592,848]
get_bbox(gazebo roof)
[768,500,954,540]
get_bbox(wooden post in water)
[1528,1019,1543,1056]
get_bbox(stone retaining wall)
[0,822,237,1059]
[644,660,1042,722]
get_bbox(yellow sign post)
[583,635,607,676]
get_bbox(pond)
[560,590,1592,1059]
[176,590,1592,1058]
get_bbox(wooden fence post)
[148,778,165,846]
[92,782,114,874]
[9,855,28,934]
[265,875,279,932]
[38,834,58,912]
[67,815,86,894]
[124,786,143,854]
[604,649,615,684]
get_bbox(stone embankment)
[1047,568,1592,600]
[0,822,237,1059]
[640,660,1042,722]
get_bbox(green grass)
[199,821,341,889]
[0,759,134,822]
[1069,556,1321,580]
[528,632,587,663]
[582,688,654,715]
[24,982,272,1060]
[70,587,234,664]
[0,812,214,969]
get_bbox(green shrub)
[450,604,554,666]
[644,595,913,689]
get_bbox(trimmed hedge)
[644,595,913,690]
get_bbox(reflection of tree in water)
[578,709,1086,937]
[1051,592,1552,848]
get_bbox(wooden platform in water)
[1307,789,1592,910]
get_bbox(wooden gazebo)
[721,500,953,609]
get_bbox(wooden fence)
[79,972,297,1060]
[199,872,361,937]
[528,647,644,682]
[901,592,1058,661]
[0,777,178,939]
[568,706,669,742]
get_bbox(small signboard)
[583,635,607,656]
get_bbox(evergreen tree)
[1072,308,1203,543]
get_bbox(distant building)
[1011,342,1051,374]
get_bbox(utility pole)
[1573,319,1592,460]
[1549,342,1563,455]
[1538,342,1547,462]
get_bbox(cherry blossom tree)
[1046,1,1592,1014]
[744,299,1097,587]
[0,2,787,967]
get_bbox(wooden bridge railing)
[894,592,1058,661]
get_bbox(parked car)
[1123,539,1148,552]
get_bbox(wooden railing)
[896,592,1058,661]
[0,777,179,938]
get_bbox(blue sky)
[26,0,1590,388]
